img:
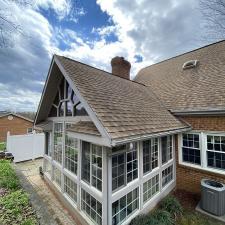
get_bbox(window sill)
[178,161,225,177]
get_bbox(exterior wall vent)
[182,60,198,70]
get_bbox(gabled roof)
[135,40,225,113]
[0,112,33,123]
[52,55,188,143]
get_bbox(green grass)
[0,160,20,190]
[0,142,6,151]
[0,160,38,225]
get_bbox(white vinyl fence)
[6,131,45,162]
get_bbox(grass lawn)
[0,142,6,151]
[0,160,38,225]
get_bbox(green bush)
[20,218,37,225]
[160,195,183,219]
[153,209,174,225]
[0,142,6,151]
[0,160,20,190]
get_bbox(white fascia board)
[67,131,111,147]
[111,127,191,146]
[54,56,112,146]
[34,56,55,125]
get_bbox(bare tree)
[0,0,31,47]
[200,0,225,41]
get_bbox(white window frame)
[27,127,33,133]
[179,131,225,176]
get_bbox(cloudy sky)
[0,0,213,112]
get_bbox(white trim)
[178,131,225,176]
[54,56,111,145]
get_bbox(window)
[64,175,77,204]
[92,145,102,191]
[65,135,78,175]
[53,166,61,187]
[82,142,91,183]
[27,127,33,133]
[43,159,51,175]
[162,165,173,188]
[53,123,63,164]
[81,189,102,225]
[182,133,200,165]
[161,135,173,165]
[45,132,51,156]
[207,135,225,170]
[143,138,158,174]
[143,174,159,204]
[112,188,139,225]
[112,142,138,192]
[81,142,103,191]
[48,78,88,117]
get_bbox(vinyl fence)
[6,131,45,162]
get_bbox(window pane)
[161,136,167,164]
[112,188,139,225]
[162,165,173,188]
[53,123,63,164]
[182,133,200,165]
[92,145,102,191]
[64,175,77,203]
[53,166,61,187]
[82,141,91,184]
[81,189,102,225]
[207,134,225,170]
[65,135,78,175]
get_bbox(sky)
[0,0,214,112]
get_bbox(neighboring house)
[0,112,33,142]
[34,40,225,225]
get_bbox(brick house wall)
[175,115,225,194]
[0,115,33,142]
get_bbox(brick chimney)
[111,56,131,80]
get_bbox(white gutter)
[172,109,225,116]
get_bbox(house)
[34,40,225,225]
[0,112,34,142]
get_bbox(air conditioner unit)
[201,179,225,216]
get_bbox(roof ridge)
[138,39,225,72]
[55,55,146,87]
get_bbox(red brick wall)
[0,115,33,142]
[175,115,225,193]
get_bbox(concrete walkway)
[14,159,77,225]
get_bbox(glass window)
[81,189,102,225]
[162,165,173,188]
[65,135,78,175]
[64,175,77,204]
[182,133,200,165]
[112,188,139,225]
[53,166,61,187]
[45,132,51,156]
[82,141,91,184]
[81,142,103,191]
[161,135,173,165]
[143,138,158,174]
[53,123,63,164]
[92,145,102,191]
[43,159,51,175]
[112,142,138,192]
[48,78,88,117]
[207,135,225,170]
[143,174,159,204]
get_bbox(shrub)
[20,218,37,225]
[0,142,6,151]
[153,209,174,225]
[160,195,183,219]
[0,160,20,190]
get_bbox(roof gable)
[0,112,33,123]
[135,40,225,112]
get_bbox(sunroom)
[35,55,189,225]
[43,120,178,225]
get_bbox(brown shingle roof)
[56,55,188,140]
[67,121,101,136]
[135,40,225,112]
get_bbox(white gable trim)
[34,57,55,125]
[54,56,111,146]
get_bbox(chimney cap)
[111,56,131,68]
